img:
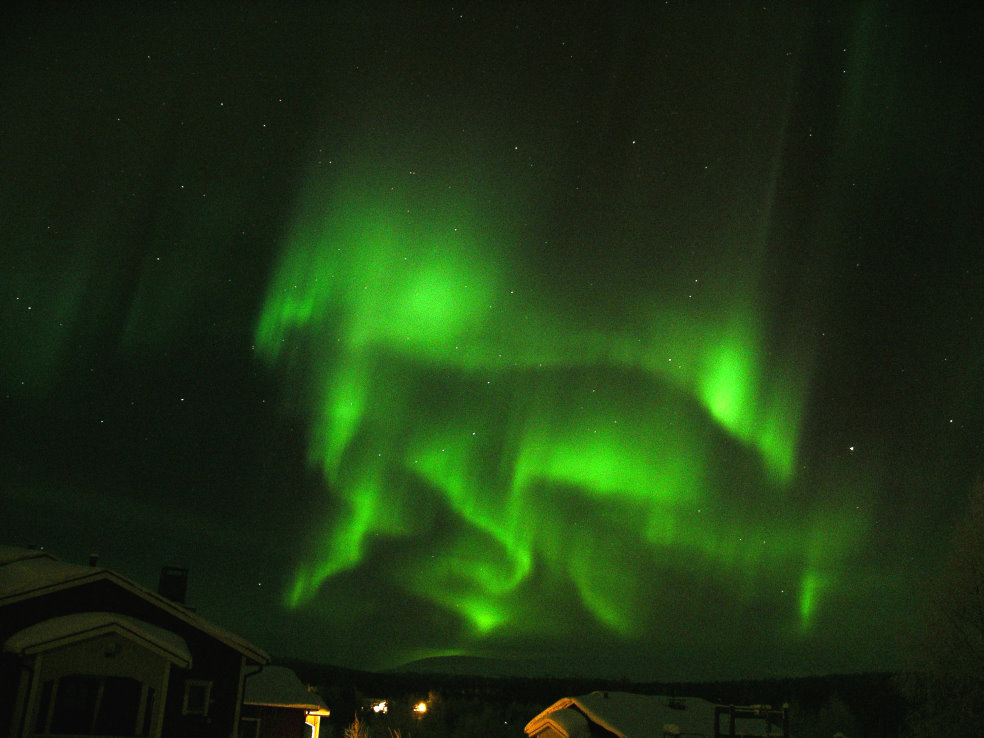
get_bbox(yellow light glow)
[414,701,428,714]
[305,712,329,738]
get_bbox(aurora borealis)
[254,138,819,632]
[2,2,982,681]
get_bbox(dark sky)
[2,1,982,681]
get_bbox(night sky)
[2,2,982,682]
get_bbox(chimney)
[88,553,100,567]
[158,565,189,604]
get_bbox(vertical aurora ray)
[798,570,822,629]
[696,310,804,483]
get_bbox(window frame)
[32,674,150,736]
[238,716,261,738]
[181,679,213,717]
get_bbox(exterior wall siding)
[240,704,309,738]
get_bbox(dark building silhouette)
[0,545,269,738]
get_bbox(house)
[0,545,269,738]
[240,665,330,738]
[525,691,788,738]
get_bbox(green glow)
[313,357,370,480]
[792,498,872,633]
[0,1,961,680]
[285,478,380,609]
[256,155,839,649]
[407,544,519,635]
[696,313,802,482]
[799,570,822,628]
[700,325,757,433]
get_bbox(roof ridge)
[0,544,269,665]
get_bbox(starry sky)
[2,1,982,682]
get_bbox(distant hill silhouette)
[389,654,543,678]
[277,656,911,738]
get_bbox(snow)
[0,545,268,664]
[4,611,192,667]
[244,665,329,712]
[526,692,784,738]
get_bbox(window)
[92,677,141,734]
[182,680,212,716]
[140,687,156,736]
[34,680,53,733]
[238,717,261,738]
[35,674,146,736]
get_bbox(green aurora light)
[1,0,973,682]
[255,156,865,649]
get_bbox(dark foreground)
[282,658,909,738]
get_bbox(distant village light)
[414,701,428,715]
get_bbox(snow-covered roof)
[0,545,96,595]
[0,545,57,567]
[244,666,329,713]
[4,612,192,668]
[527,707,591,738]
[0,545,268,665]
[526,692,782,738]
